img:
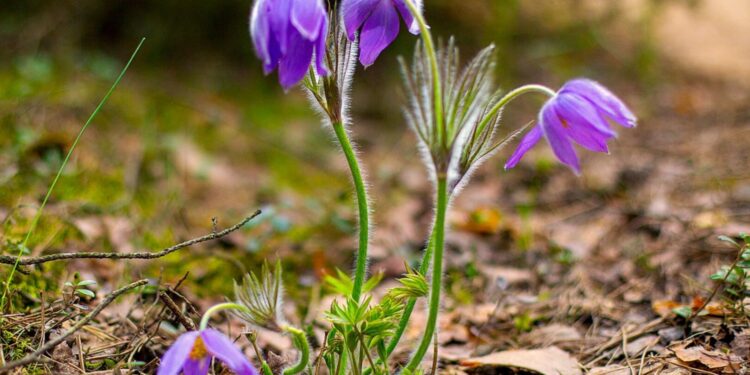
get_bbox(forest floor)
[2,2,750,374]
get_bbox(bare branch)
[0,211,261,266]
[0,279,149,372]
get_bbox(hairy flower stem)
[199,302,252,330]
[477,84,556,132]
[282,326,311,375]
[405,176,448,372]
[332,121,370,302]
[403,0,444,149]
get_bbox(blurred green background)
[0,0,676,308]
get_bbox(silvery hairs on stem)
[304,8,359,125]
[401,38,533,195]
[233,260,286,332]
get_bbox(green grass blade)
[0,38,146,311]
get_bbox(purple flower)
[250,0,329,89]
[158,329,258,375]
[342,0,422,66]
[505,79,636,174]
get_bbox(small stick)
[0,279,148,372]
[76,335,86,374]
[0,212,260,266]
[39,291,46,349]
[690,242,748,320]
[159,293,196,330]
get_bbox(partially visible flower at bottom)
[505,78,636,174]
[158,329,258,375]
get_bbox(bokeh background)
[1,0,749,331]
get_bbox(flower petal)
[561,79,636,128]
[553,97,612,153]
[314,14,330,76]
[540,102,581,174]
[269,0,294,54]
[393,0,422,35]
[505,125,542,170]
[202,329,259,375]
[342,0,380,40]
[157,331,200,375]
[555,93,617,138]
[359,0,400,66]
[291,0,325,40]
[183,358,210,375]
[278,30,314,89]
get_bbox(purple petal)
[555,93,617,138]
[505,125,542,170]
[561,79,636,128]
[183,358,210,375]
[250,0,283,74]
[314,16,330,76]
[278,30,314,89]
[269,0,294,54]
[250,0,270,64]
[291,0,325,40]
[553,106,609,154]
[359,0,401,66]
[202,329,259,375]
[540,102,581,174]
[342,0,380,40]
[393,0,422,34]
[157,331,200,375]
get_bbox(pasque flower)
[342,0,422,66]
[505,79,636,174]
[158,329,258,375]
[250,0,329,89]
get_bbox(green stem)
[332,121,370,302]
[0,38,146,311]
[404,176,448,372]
[476,84,556,133]
[403,0,444,150]
[199,302,251,330]
[282,326,311,375]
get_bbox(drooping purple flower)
[158,329,258,375]
[250,0,329,89]
[342,0,422,66]
[505,79,636,174]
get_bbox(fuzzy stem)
[199,302,251,330]
[332,121,370,302]
[404,176,448,372]
[403,0,444,151]
[282,326,311,375]
[477,84,556,132]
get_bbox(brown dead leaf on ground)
[460,346,581,375]
[670,342,744,373]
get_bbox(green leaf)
[76,280,97,287]
[672,306,692,319]
[76,289,96,298]
[718,235,740,247]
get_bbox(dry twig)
[0,279,148,373]
[0,211,260,266]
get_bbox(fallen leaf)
[671,343,743,372]
[461,346,582,375]
[652,300,681,317]
[522,324,582,348]
[454,207,503,235]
